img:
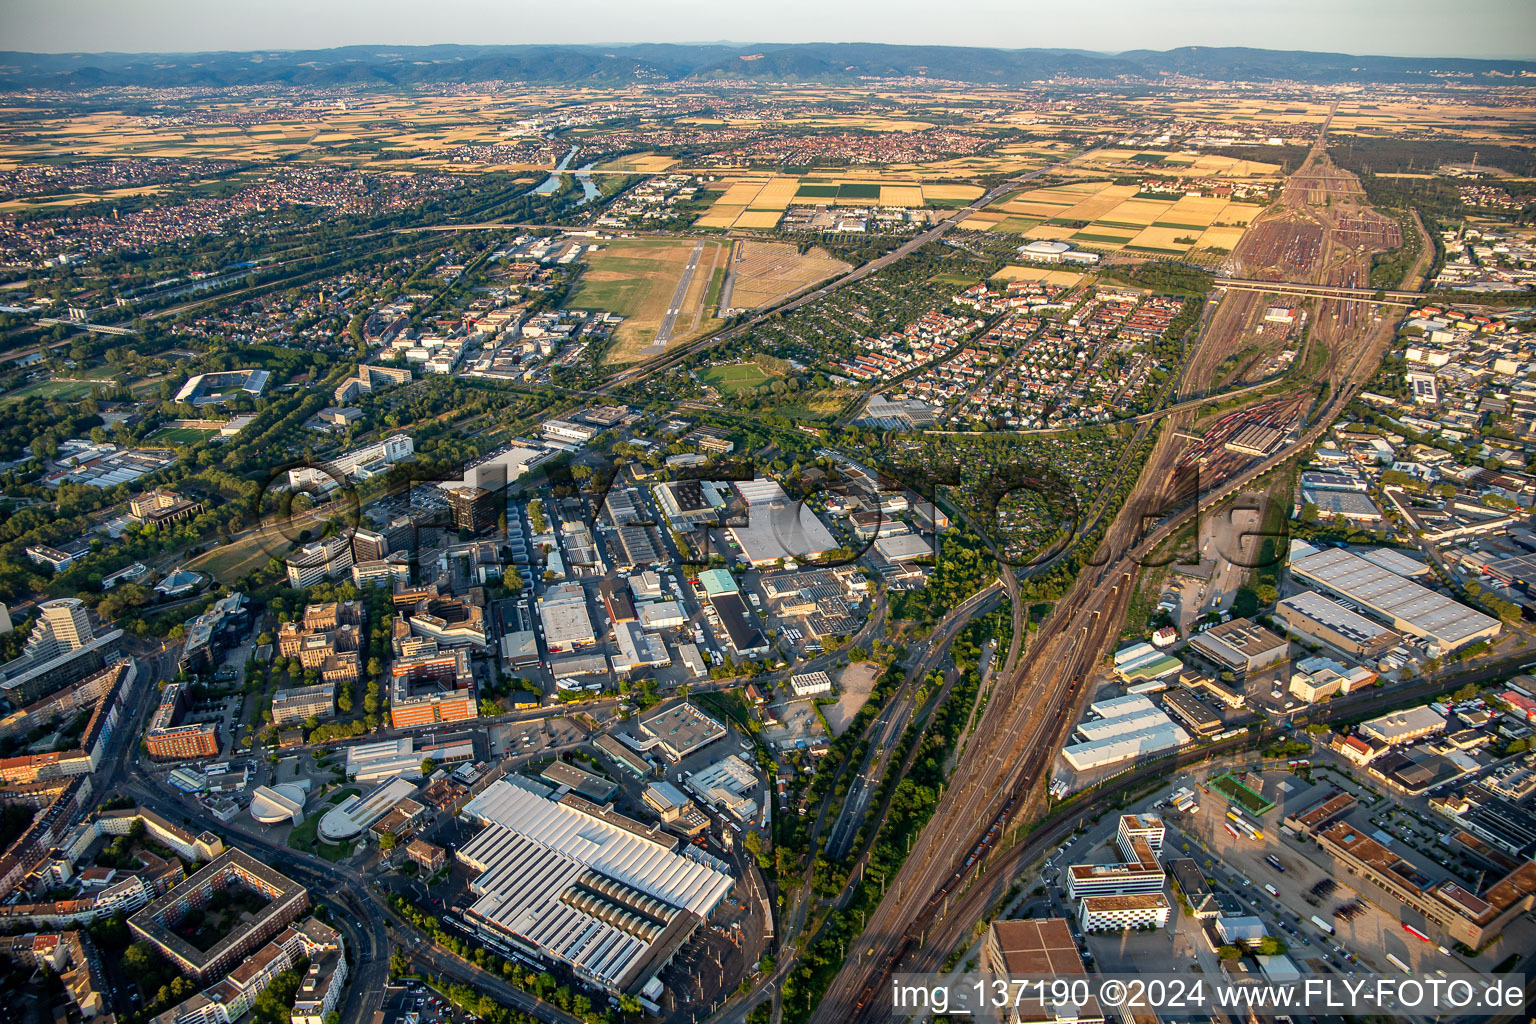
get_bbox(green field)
[0,379,105,405]
[1212,772,1275,814]
[699,362,771,394]
[837,183,882,200]
[796,184,840,198]
[147,426,218,444]
[186,531,278,581]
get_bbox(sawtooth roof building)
[456,779,733,999]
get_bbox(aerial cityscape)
[2,4,1536,1024]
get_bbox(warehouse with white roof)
[456,779,733,998]
[1288,544,1499,651]
[1061,694,1191,772]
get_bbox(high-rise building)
[447,486,499,536]
[27,599,95,662]
[352,528,390,562]
[284,536,354,588]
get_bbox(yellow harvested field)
[1071,149,1281,178]
[1223,203,1265,225]
[921,183,985,201]
[1059,190,1138,221]
[696,206,745,228]
[1099,198,1167,224]
[1005,202,1075,218]
[881,185,924,206]
[1024,224,1078,240]
[993,265,1085,286]
[1197,226,1247,250]
[597,153,678,173]
[1127,226,1201,251]
[719,180,770,205]
[751,177,802,209]
[1156,195,1230,222]
[734,210,784,229]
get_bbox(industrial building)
[1288,544,1500,651]
[344,736,474,782]
[789,671,834,698]
[612,622,671,677]
[654,480,728,528]
[708,593,767,658]
[456,780,732,999]
[633,703,727,761]
[1186,618,1289,676]
[1274,590,1401,660]
[1302,489,1382,523]
[1358,706,1447,747]
[538,583,597,652]
[1061,695,1190,772]
[873,534,933,563]
[727,490,838,567]
[1314,822,1536,949]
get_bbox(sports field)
[570,238,727,363]
[699,362,772,395]
[986,180,1265,259]
[0,379,105,404]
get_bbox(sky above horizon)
[7,0,1535,60]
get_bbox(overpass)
[34,317,137,336]
[1214,278,1422,306]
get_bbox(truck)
[1266,854,1285,873]
[1264,884,1280,897]
[1310,915,1335,935]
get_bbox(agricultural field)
[595,153,678,173]
[1066,149,1282,179]
[986,180,1265,259]
[990,265,1086,287]
[570,237,728,363]
[695,173,985,228]
[0,92,574,172]
[724,241,851,310]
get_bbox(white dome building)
[250,784,307,826]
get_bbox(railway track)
[814,122,1406,1024]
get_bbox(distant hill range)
[1,43,1532,90]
